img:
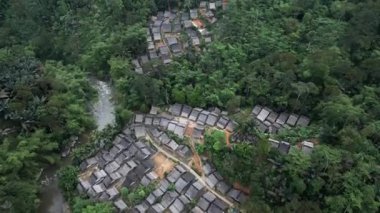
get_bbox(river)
[37,80,115,213]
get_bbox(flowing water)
[37,80,115,213]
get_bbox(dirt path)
[145,133,234,207]
[225,130,232,148]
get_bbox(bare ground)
[153,153,175,179]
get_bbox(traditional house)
[190,9,198,19]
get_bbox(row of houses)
[134,104,237,141]
[132,1,221,74]
[252,105,311,134]
[150,104,315,155]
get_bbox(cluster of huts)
[132,1,223,74]
[77,102,315,211]
[134,103,237,141]
[77,131,158,212]
[252,105,311,134]
[135,164,231,213]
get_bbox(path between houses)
[145,133,235,208]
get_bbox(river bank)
[37,79,116,213]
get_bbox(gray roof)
[148,40,154,50]
[192,36,201,46]
[203,162,215,176]
[301,141,314,155]
[202,191,216,202]
[144,116,153,126]
[159,45,170,55]
[190,9,198,19]
[153,20,162,27]
[192,126,204,139]
[175,164,186,173]
[153,188,164,198]
[135,203,149,213]
[206,173,219,188]
[105,161,120,174]
[270,139,280,149]
[170,198,185,212]
[216,181,231,194]
[197,111,209,124]
[297,115,310,127]
[266,112,278,123]
[213,198,229,211]
[171,43,183,53]
[161,191,179,208]
[167,168,182,183]
[227,188,240,201]
[286,114,299,126]
[216,116,229,129]
[159,118,170,129]
[152,26,160,33]
[178,145,192,158]
[167,122,177,132]
[278,141,290,154]
[189,108,202,121]
[134,125,146,138]
[181,12,190,21]
[150,120,160,130]
[169,104,183,116]
[149,50,158,60]
[181,105,192,118]
[182,171,195,182]
[185,185,200,199]
[159,179,170,192]
[193,180,204,190]
[162,54,172,64]
[192,206,204,213]
[150,203,165,213]
[276,112,289,125]
[257,107,271,122]
[184,20,193,28]
[167,140,179,151]
[254,120,267,132]
[140,55,149,64]
[186,28,197,37]
[150,128,163,138]
[167,36,178,46]
[208,203,223,213]
[164,10,171,18]
[153,33,161,41]
[106,186,119,200]
[209,2,216,10]
[175,177,190,193]
[135,114,144,123]
[174,125,185,138]
[118,164,132,176]
[197,197,210,211]
[114,199,128,211]
[162,23,172,33]
[205,113,218,126]
[225,120,237,132]
[159,133,171,145]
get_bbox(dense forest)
[0,0,379,212]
